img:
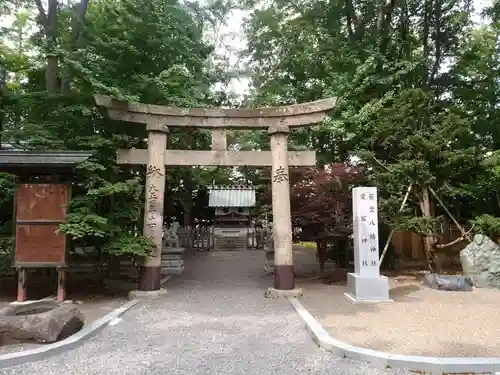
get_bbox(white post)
[345,187,392,303]
[353,187,380,277]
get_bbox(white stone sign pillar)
[344,187,392,303]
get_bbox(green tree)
[243,0,489,271]
[1,0,234,269]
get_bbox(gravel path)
[1,250,412,375]
[300,276,500,357]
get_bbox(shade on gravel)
[1,250,413,375]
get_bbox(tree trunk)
[419,187,440,272]
[316,240,328,278]
[35,0,59,93]
[45,0,58,93]
[183,195,192,226]
[45,55,58,93]
[62,0,91,93]
[0,65,5,148]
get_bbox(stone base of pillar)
[128,288,168,300]
[344,273,393,303]
[138,266,161,291]
[274,264,295,290]
[265,287,303,299]
[161,247,185,275]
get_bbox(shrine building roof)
[208,185,256,208]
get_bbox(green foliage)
[4,0,500,273]
[294,241,317,250]
[0,173,15,206]
[398,215,443,237]
[0,174,15,233]
[242,0,495,248]
[1,0,237,264]
[471,214,500,238]
[58,210,109,239]
[0,237,12,277]
[105,235,154,259]
[58,175,151,259]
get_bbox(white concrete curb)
[0,299,141,369]
[288,297,500,374]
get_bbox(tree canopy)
[2,0,500,271]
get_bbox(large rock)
[0,301,85,343]
[460,234,500,288]
[423,273,473,292]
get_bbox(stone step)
[214,236,247,250]
[161,266,184,275]
[161,260,184,267]
[161,254,183,260]
[160,246,185,275]
[215,241,246,247]
[162,247,185,254]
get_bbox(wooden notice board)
[14,183,69,267]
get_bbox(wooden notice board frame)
[13,182,71,268]
[0,150,95,302]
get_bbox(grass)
[294,241,317,250]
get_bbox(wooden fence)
[178,226,214,250]
[179,222,470,263]
[177,226,266,250]
[390,221,471,267]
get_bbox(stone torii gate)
[95,95,337,295]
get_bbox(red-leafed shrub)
[290,164,361,233]
[257,164,361,237]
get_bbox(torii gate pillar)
[268,124,295,290]
[140,123,167,291]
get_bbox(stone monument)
[161,222,185,275]
[344,187,392,303]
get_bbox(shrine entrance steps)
[213,235,248,251]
